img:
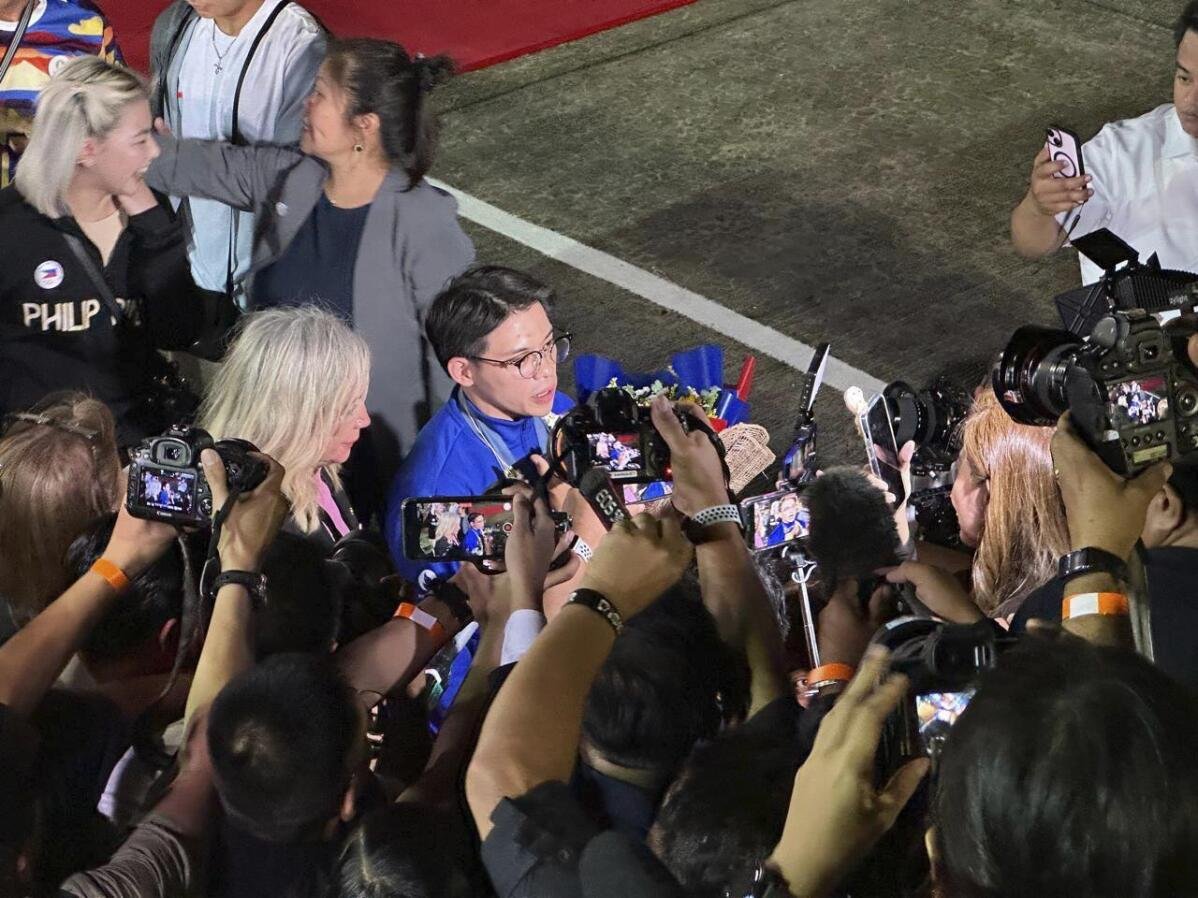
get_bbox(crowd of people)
[3,0,1198,896]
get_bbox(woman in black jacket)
[0,57,208,448]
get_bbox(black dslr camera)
[557,387,700,484]
[875,377,970,547]
[873,618,1013,779]
[126,426,267,526]
[994,310,1198,476]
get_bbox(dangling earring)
[353,143,364,153]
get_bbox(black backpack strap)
[61,233,125,326]
[229,0,293,146]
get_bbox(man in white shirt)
[149,0,325,301]
[1011,1,1198,285]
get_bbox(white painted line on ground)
[429,178,887,396]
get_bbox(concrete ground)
[429,0,1178,468]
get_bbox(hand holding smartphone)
[1045,125,1085,180]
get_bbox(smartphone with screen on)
[1045,125,1085,180]
[739,486,810,552]
[859,392,907,507]
[401,496,570,562]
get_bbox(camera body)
[126,427,266,526]
[559,387,695,484]
[995,310,1198,476]
[873,618,1011,779]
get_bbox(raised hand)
[580,512,692,618]
[1026,145,1093,217]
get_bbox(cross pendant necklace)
[211,25,231,75]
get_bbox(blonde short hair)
[199,306,371,534]
[14,56,147,218]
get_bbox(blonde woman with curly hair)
[199,305,371,547]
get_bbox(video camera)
[994,309,1198,476]
[126,426,266,527]
[873,617,1014,779]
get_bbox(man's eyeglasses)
[470,333,572,380]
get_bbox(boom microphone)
[805,466,902,585]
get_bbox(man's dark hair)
[424,265,555,369]
[933,637,1198,897]
[66,513,185,663]
[650,706,800,898]
[467,513,484,525]
[258,533,342,658]
[583,583,748,773]
[1175,1,1198,46]
[208,654,363,843]
[334,804,475,898]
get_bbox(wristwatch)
[210,569,268,610]
[1057,547,1129,585]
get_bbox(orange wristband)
[90,558,130,595]
[394,602,447,643]
[805,663,856,687]
[1061,592,1129,620]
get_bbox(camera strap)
[62,232,127,326]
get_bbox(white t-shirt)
[171,0,325,294]
[1058,103,1198,285]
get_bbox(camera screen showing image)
[587,431,644,477]
[1109,376,1170,428]
[744,488,810,551]
[622,480,674,506]
[409,499,515,561]
[915,689,974,753]
[403,497,571,563]
[135,466,197,516]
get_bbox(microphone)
[804,466,902,586]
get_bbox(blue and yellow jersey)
[0,0,123,186]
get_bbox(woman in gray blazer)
[146,38,475,505]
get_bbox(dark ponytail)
[324,38,454,188]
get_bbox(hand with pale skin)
[769,647,930,898]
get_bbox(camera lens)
[884,379,971,455]
[992,326,1081,426]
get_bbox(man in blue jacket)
[384,266,574,582]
